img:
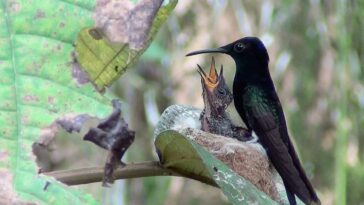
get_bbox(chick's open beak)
[197,57,220,91]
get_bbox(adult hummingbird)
[187,37,320,205]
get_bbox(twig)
[44,161,217,187]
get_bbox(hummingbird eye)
[234,42,245,53]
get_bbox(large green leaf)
[0,0,175,204]
[0,0,109,204]
[155,130,279,205]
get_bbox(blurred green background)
[46,0,364,204]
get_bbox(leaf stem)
[43,161,217,187]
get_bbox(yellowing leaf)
[75,0,178,90]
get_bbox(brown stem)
[44,161,217,187]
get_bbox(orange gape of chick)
[198,57,251,142]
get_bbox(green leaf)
[1,0,177,202]
[74,0,177,90]
[0,0,117,204]
[155,130,278,205]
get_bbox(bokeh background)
[45,0,364,204]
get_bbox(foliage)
[0,0,176,204]
[75,0,177,90]
[0,0,109,204]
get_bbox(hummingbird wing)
[244,90,320,205]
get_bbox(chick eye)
[234,42,245,52]
[218,88,226,96]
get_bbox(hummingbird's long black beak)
[186,47,228,56]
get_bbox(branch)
[44,161,217,187]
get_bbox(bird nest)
[154,104,287,204]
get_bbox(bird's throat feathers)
[234,59,271,85]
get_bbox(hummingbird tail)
[284,182,297,205]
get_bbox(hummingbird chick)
[199,57,251,142]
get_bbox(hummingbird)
[187,37,320,205]
[198,57,251,142]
